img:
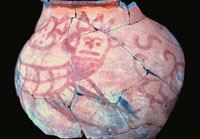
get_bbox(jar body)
[15,1,185,138]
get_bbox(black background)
[3,0,195,139]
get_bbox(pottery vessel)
[15,0,185,138]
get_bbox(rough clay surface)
[15,0,185,139]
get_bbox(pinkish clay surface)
[14,0,185,138]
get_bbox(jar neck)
[36,0,144,32]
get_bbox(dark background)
[4,0,195,138]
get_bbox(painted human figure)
[66,19,118,99]
[18,10,117,102]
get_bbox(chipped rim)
[48,0,137,9]
[51,0,116,5]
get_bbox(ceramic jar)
[15,0,185,138]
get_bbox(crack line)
[129,16,147,25]
[121,74,148,93]
[115,103,132,129]
[74,16,129,34]
[66,97,84,137]
[109,39,179,96]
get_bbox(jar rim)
[50,0,117,5]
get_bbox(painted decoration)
[14,0,185,138]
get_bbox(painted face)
[76,32,108,59]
